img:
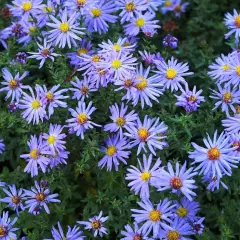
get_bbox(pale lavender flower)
[224,9,240,39]
[222,115,240,133]
[226,52,240,86]
[139,50,156,66]
[64,0,92,15]
[49,149,69,169]
[172,0,189,18]
[16,52,27,64]
[202,172,228,192]
[229,133,240,157]
[192,217,205,235]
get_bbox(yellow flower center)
[125,2,136,11]
[166,68,177,79]
[177,207,188,217]
[235,15,240,28]
[233,142,240,151]
[0,225,7,237]
[133,234,143,240]
[136,18,145,27]
[48,135,56,145]
[141,171,151,181]
[80,86,89,95]
[91,220,101,229]
[92,55,101,62]
[77,113,88,124]
[167,231,180,240]
[170,177,182,189]
[60,22,69,32]
[188,95,196,102]
[41,48,50,56]
[31,100,41,109]
[29,26,36,34]
[77,48,88,56]
[97,68,107,75]
[106,145,117,156]
[149,209,161,222]
[236,65,240,76]
[116,117,126,126]
[30,148,40,159]
[12,196,21,204]
[207,147,220,160]
[138,128,150,141]
[46,91,54,102]
[223,92,232,103]
[8,79,18,89]
[35,192,45,201]
[113,44,121,52]
[222,64,231,71]
[123,42,131,47]
[22,1,32,11]
[112,59,122,69]
[135,76,148,90]
[44,6,53,12]
[174,4,181,12]
[77,0,86,6]
[164,0,172,7]
[124,79,133,88]
[91,8,102,17]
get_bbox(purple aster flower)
[0,30,8,49]
[64,0,92,15]
[44,221,85,240]
[189,130,239,178]
[0,139,5,154]
[157,161,198,201]
[0,68,28,101]
[224,9,240,39]
[28,38,60,68]
[192,217,205,235]
[104,103,138,138]
[0,211,19,240]
[163,34,178,49]
[77,211,109,238]
[8,102,19,112]
[175,84,205,112]
[18,87,47,125]
[172,0,189,17]
[20,135,51,177]
[161,0,174,14]
[69,76,98,101]
[229,133,240,157]
[36,84,68,117]
[147,0,164,13]
[222,115,240,133]
[24,180,60,215]
[16,52,27,64]
[154,57,194,92]
[131,198,175,237]
[66,100,101,139]
[46,8,85,48]
[139,50,156,66]
[0,184,26,215]
[49,149,69,169]
[124,11,160,36]
[226,52,240,86]
[125,115,168,155]
[125,154,162,199]
[84,0,118,34]
[98,134,131,171]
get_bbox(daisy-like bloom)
[20,135,51,177]
[18,87,47,124]
[98,134,131,171]
[70,76,98,101]
[158,217,194,240]
[175,84,205,112]
[16,52,27,64]
[77,211,109,238]
[97,51,137,81]
[131,65,164,108]
[121,222,153,240]
[46,8,85,48]
[117,0,148,24]
[37,0,55,28]
[64,0,92,15]
[229,133,240,157]
[84,0,118,34]
[0,184,25,215]
[125,116,168,155]
[174,197,200,222]
[161,0,174,14]
[44,222,85,240]
[131,198,175,237]
[172,0,189,18]
[139,50,156,66]
[226,52,240,86]
[28,38,60,68]
[49,149,69,169]
[36,84,68,117]
[0,211,19,240]
[202,172,228,192]
[157,161,198,201]
[0,139,5,154]
[124,12,160,36]
[66,100,101,139]
[154,57,194,92]
[189,130,239,178]
[192,217,205,235]
[125,154,162,199]
[210,83,240,116]
[43,124,66,154]
[24,180,60,215]
[222,115,240,133]
[104,103,138,138]
[224,9,240,39]
[0,68,28,101]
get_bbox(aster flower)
[172,0,189,17]
[124,11,160,36]
[163,34,178,49]
[69,76,98,101]
[161,0,174,14]
[49,149,69,169]
[36,84,68,117]
[125,115,168,155]
[104,103,138,137]
[16,52,27,64]
[78,211,109,238]
[0,184,26,215]
[126,154,162,199]
[202,172,228,192]
[139,50,156,66]
[224,9,240,39]
[0,139,5,154]
[18,87,47,125]
[147,0,164,13]
[0,30,8,49]
[20,135,51,177]
[0,211,19,240]
[66,100,101,139]
[229,133,240,157]
[226,52,240,86]
[98,134,131,171]
[175,84,205,112]
[192,217,205,235]
[8,102,18,113]
[0,68,28,101]
[46,8,85,48]
[157,161,198,201]
[24,180,60,215]
[154,57,194,92]
[131,198,175,237]
[64,0,92,15]
[189,130,239,178]
[222,115,240,133]
[44,221,85,240]
[28,39,60,68]
[84,0,118,34]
